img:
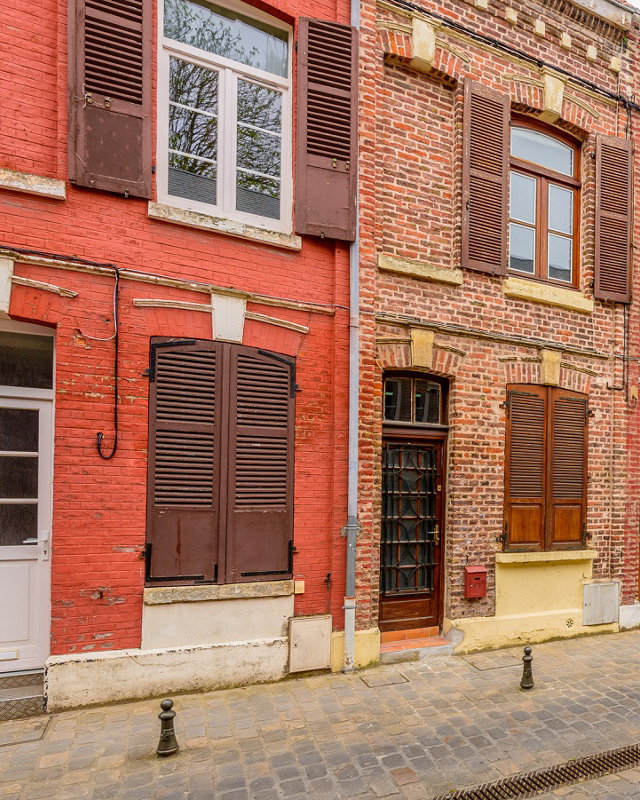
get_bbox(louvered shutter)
[295,18,358,241]
[505,387,546,550]
[146,340,221,583]
[595,136,633,303]
[549,390,587,548]
[225,347,294,582]
[461,81,509,275]
[68,0,152,197]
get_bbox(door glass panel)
[510,172,536,224]
[384,378,412,421]
[0,409,38,451]
[548,234,572,283]
[511,128,573,176]
[510,223,535,274]
[414,381,441,424]
[0,333,53,389]
[548,184,573,235]
[0,457,38,498]
[0,504,37,546]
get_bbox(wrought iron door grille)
[381,445,437,595]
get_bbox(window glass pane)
[236,174,280,219]
[511,128,573,176]
[384,378,412,421]
[0,333,53,389]
[237,80,282,132]
[414,381,441,424]
[169,154,217,204]
[164,0,289,77]
[169,57,218,114]
[510,172,536,225]
[0,457,38,499]
[548,234,572,282]
[548,184,573,235]
[169,106,218,161]
[509,223,535,274]
[0,505,37,546]
[0,410,38,452]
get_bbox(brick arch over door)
[376,339,462,379]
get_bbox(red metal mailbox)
[464,565,487,598]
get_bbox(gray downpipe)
[343,0,360,673]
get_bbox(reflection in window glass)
[548,234,572,283]
[384,378,412,421]
[548,184,573,236]
[0,333,53,389]
[511,128,573,176]
[509,223,535,274]
[510,172,536,224]
[415,381,441,424]
[164,0,289,77]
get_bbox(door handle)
[22,532,49,561]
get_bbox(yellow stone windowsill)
[143,579,294,605]
[503,276,594,314]
[378,253,464,286]
[496,549,597,564]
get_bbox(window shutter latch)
[497,522,508,548]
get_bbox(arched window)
[509,121,580,287]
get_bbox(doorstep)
[380,627,453,664]
[0,671,45,721]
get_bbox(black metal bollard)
[520,646,534,690]
[156,698,179,756]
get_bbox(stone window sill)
[378,253,464,286]
[503,276,594,314]
[496,550,597,565]
[143,579,294,605]
[0,168,66,200]
[148,202,302,251]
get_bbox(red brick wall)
[357,0,640,629]
[1,0,352,654]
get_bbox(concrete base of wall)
[45,638,288,711]
[330,628,380,671]
[444,611,618,654]
[619,604,640,630]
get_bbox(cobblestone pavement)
[3,631,640,799]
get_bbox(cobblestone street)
[3,630,640,798]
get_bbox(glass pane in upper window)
[509,223,535,274]
[169,106,218,161]
[0,333,53,389]
[164,0,288,77]
[548,184,573,235]
[237,80,282,132]
[511,128,573,176]
[169,57,218,114]
[510,172,536,224]
[548,234,572,282]
[414,381,441,424]
[384,378,412,421]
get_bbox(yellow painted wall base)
[330,628,381,671]
[443,550,618,653]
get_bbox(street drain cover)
[430,742,640,799]
[360,670,409,687]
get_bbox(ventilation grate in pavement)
[431,742,640,799]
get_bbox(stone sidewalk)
[3,630,640,799]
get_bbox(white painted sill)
[143,579,295,605]
[148,202,302,251]
[496,550,597,565]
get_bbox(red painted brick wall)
[357,0,640,630]
[1,0,352,654]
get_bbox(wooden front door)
[379,439,444,632]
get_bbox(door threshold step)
[0,695,45,722]
[0,671,45,721]
[0,670,43,690]
[380,636,453,664]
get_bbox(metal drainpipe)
[343,0,360,673]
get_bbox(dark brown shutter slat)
[505,386,546,550]
[68,0,152,198]
[595,136,632,303]
[146,340,221,583]
[461,80,509,275]
[226,348,294,582]
[549,391,587,548]
[295,18,358,241]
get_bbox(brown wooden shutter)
[461,80,509,275]
[505,386,546,550]
[68,0,152,198]
[146,340,221,583]
[295,18,358,241]
[549,390,587,549]
[225,347,294,582]
[595,136,633,303]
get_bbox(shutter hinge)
[496,522,508,548]
[258,350,297,397]
[148,339,197,381]
[500,394,511,418]
[288,540,298,573]
[582,523,589,547]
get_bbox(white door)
[0,398,53,672]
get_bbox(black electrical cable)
[96,268,120,460]
[386,0,640,114]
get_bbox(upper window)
[158,0,292,230]
[509,123,580,287]
[383,376,446,426]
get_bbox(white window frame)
[157,0,293,234]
